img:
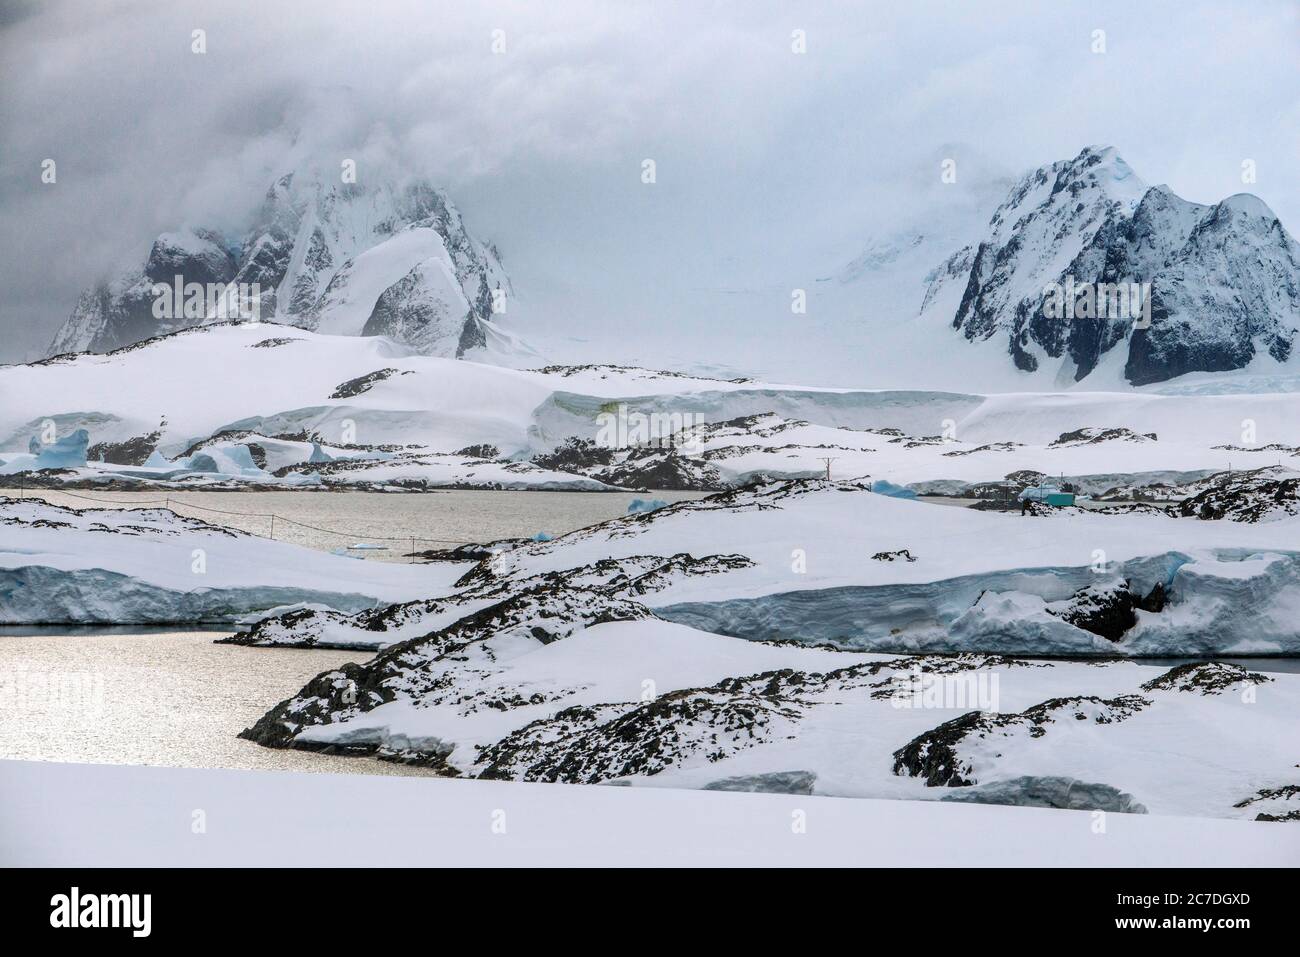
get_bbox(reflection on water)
[18,489,707,561]
[0,631,431,776]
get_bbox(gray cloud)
[2,0,1298,364]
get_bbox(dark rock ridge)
[1175,468,1300,522]
[532,436,726,491]
[228,550,754,650]
[1234,785,1300,822]
[239,585,656,749]
[1050,427,1156,447]
[87,430,162,466]
[475,655,1021,784]
[892,692,1152,787]
[329,368,407,399]
[1139,661,1270,695]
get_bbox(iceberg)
[34,429,89,469]
[184,444,265,477]
[0,429,90,474]
[871,479,918,500]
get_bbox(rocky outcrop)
[1045,580,1166,642]
[1175,468,1300,523]
[1139,661,1270,695]
[329,368,405,399]
[892,693,1151,787]
[239,585,656,747]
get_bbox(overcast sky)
[2,0,1298,364]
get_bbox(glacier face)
[940,146,1300,385]
[0,496,456,624]
[47,174,508,360]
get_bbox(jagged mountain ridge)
[929,146,1300,385]
[48,172,509,359]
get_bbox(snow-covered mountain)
[47,173,511,359]
[931,146,1300,386]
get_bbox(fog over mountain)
[2,0,1299,384]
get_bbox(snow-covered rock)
[1175,466,1300,522]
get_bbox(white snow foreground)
[0,497,457,623]
[8,323,1300,492]
[6,759,1295,867]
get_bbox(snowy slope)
[10,323,1300,492]
[8,759,1297,867]
[309,227,464,337]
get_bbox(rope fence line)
[16,487,468,561]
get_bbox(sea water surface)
[18,488,707,559]
[0,630,435,774]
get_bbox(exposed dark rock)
[1235,785,1300,822]
[475,687,803,784]
[1044,579,1166,642]
[87,430,162,466]
[1175,469,1300,523]
[531,437,617,473]
[455,444,499,459]
[1050,427,1157,447]
[1140,661,1270,695]
[892,694,1151,787]
[329,368,406,399]
[871,549,916,562]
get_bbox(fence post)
[410,536,415,563]
[270,514,276,540]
